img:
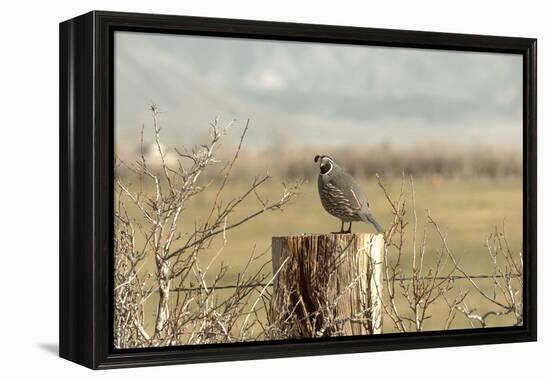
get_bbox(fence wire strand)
[170,273,521,292]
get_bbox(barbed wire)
[170,273,521,292]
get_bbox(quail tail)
[360,212,383,234]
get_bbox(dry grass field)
[117,173,522,336]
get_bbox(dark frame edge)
[95,328,536,369]
[59,11,97,369]
[523,37,537,343]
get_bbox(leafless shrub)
[375,174,523,332]
[114,105,300,348]
[441,223,523,328]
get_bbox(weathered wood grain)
[270,233,384,338]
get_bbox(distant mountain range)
[114,31,523,150]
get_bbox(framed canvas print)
[59,11,537,369]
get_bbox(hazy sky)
[115,31,523,150]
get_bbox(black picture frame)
[59,10,537,369]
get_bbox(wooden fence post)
[270,233,384,338]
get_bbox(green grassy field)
[118,175,523,335]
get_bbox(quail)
[315,155,383,234]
